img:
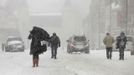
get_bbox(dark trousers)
[106,47,112,59]
[51,46,57,59]
[119,47,125,60]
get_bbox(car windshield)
[7,37,23,45]
[7,37,22,42]
[74,36,86,42]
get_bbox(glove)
[116,46,118,49]
[59,44,60,47]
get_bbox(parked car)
[67,35,89,54]
[2,36,25,52]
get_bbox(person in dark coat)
[49,33,60,59]
[116,32,127,60]
[28,26,50,67]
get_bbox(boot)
[54,55,57,59]
[51,56,53,59]
[34,59,39,67]
[36,59,39,67]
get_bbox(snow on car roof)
[7,36,21,39]
[8,41,22,45]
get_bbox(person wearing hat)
[103,33,115,59]
[49,33,61,59]
[116,32,127,60]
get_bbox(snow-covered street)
[0,48,134,75]
[0,0,134,75]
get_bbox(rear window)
[74,36,86,42]
[127,37,133,41]
[7,37,22,42]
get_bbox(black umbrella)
[32,26,50,41]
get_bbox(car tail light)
[70,43,75,47]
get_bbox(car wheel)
[85,50,89,54]
[67,47,70,53]
[67,48,72,54]
[2,44,5,51]
[67,49,71,53]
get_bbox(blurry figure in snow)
[116,32,127,60]
[103,33,115,59]
[49,33,60,59]
[28,26,50,67]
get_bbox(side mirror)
[66,40,69,42]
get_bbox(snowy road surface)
[0,48,134,75]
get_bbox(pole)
[98,0,101,49]
[109,0,112,33]
[126,0,128,35]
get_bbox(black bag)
[40,44,47,52]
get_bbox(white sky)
[0,0,8,6]
[27,0,65,14]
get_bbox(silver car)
[2,36,25,52]
[67,35,89,54]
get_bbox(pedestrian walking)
[49,33,60,59]
[28,26,50,67]
[116,32,127,60]
[103,33,115,59]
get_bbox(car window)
[7,37,22,42]
[74,36,86,42]
[127,37,133,42]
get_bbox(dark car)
[67,35,89,54]
[2,36,25,52]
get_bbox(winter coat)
[103,35,115,48]
[28,33,41,55]
[28,27,49,55]
[116,36,127,49]
[49,35,60,48]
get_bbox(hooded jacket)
[103,35,115,47]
